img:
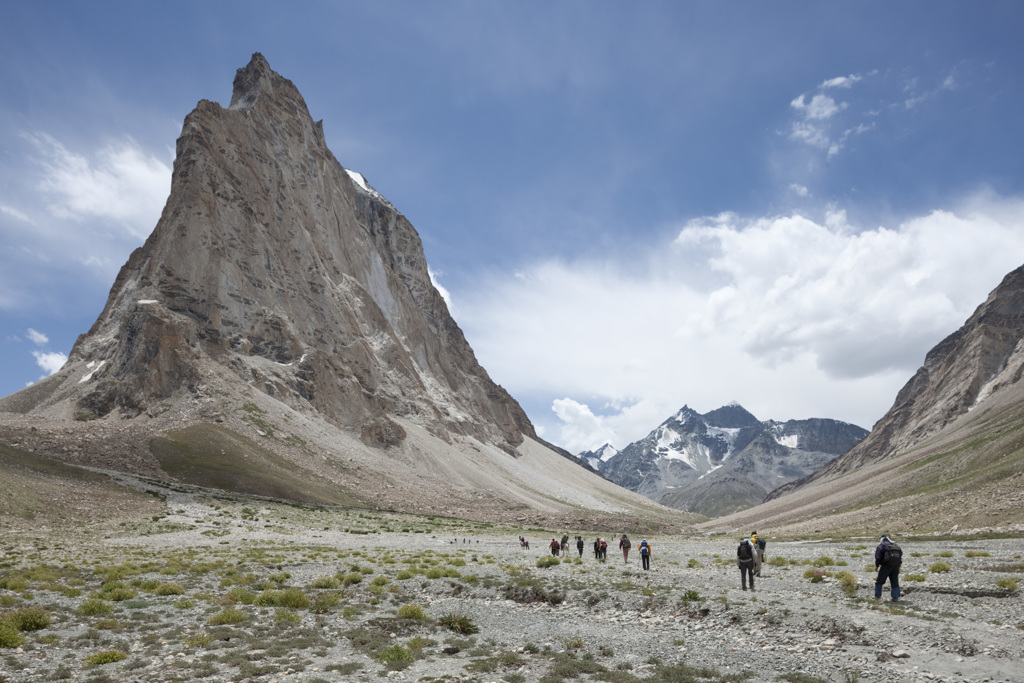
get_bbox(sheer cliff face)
[65,53,533,452]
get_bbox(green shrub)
[183,631,214,648]
[836,571,857,597]
[0,619,25,648]
[79,598,114,616]
[7,605,51,631]
[341,572,363,585]
[154,582,185,596]
[310,576,341,589]
[929,562,951,574]
[311,592,342,613]
[965,551,990,558]
[904,574,926,582]
[83,650,128,666]
[935,551,954,558]
[378,644,414,670]
[536,556,561,569]
[811,556,835,567]
[438,612,479,634]
[996,578,1018,590]
[686,558,703,568]
[208,607,247,625]
[395,570,414,580]
[96,581,137,602]
[397,603,427,620]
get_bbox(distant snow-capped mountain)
[584,403,867,517]
[578,443,619,470]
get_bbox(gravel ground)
[1,491,1023,683]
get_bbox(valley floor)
[1,488,1023,683]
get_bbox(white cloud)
[0,204,32,223]
[32,350,67,376]
[820,74,863,89]
[789,184,809,197]
[26,328,48,345]
[791,94,845,121]
[27,133,171,238]
[551,398,617,453]
[428,267,453,311]
[458,193,1024,451]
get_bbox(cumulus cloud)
[32,350,66,376]
[27,133,171,238]
[789,184,809,197]
[458,193,1024,452]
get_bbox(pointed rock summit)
[42,53,529,453]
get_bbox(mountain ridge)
[586,403,866,517]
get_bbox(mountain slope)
[770,263,1024,500]
[0,55,688,530]
[706,263,1024,535]
[594,403,866,517]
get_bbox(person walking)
[576,535,584,558]
[619,534,631,563]
[549,538,560,557]
[638,539,652,571]
[737,537,755,590]
[874,533,902,601]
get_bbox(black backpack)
[737,541,753,561]
[882,542,903,566]
[756,538,766,551]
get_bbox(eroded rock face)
[46,53,533,453]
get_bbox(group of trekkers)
[528,529,903,597]
[524,528,901,593]
[735,530,903,599]
[534,532,653,570]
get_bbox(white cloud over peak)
[32,350,66,376]
[458,193,1024,453]
[27,133,171,238]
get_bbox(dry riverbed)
[1,486,1023,683]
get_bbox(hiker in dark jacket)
[874,533,901,601]
[576,536,584,557]
[737,537,756,591]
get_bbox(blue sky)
[3,1,1024,453]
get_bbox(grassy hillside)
[150,423,368,508]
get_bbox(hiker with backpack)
[549,538,560,557]
[599,538,608,561]
[619,534,631,563]
[750,531,765,576]
[737,537,756,590]
[638,539,652,570]
[874,533,902,601]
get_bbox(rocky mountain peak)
[230,52,286,110]
[7,54,535,455]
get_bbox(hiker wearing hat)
[737,537,756,590]
[874,533,902,601]
[619,534,631,563]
